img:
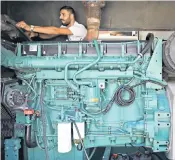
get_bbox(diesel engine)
[1,33,174,160]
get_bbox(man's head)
[59,6,76,26]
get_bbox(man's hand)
[16,21,73,36]
[16,21,30,31]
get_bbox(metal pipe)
[73,40,101,86]
[64,55,140,92]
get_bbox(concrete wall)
[3,1,175,30]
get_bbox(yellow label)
[90,98,99,102]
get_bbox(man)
[16,6,87,41]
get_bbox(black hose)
[25,125,37,148]
[152,153,165,160]
[140,33,154,56]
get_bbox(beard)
[61,21,70,26]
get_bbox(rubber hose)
[141,33,154,55]
[25,125,37,148]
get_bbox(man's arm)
[38,33,58,39]
[16,21,73,36]
[25,31,59,39]
[32,26,73,35]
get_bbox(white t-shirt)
[60,21,87,41]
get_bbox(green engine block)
[1,36,171,160]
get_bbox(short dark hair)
[60,6,76,18]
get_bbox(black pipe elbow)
[25,125,37,148]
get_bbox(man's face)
[60,9,72,26]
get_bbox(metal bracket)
[4,138,21,160]
[102,147,111,160]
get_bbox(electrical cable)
[40,81,49,160]
[35,133,45,150]
[124,144,134,160]
[26,75,35,92]
[124,143,152,160]
[103,85,135,113]
[115,86,136,106]
[104,33,153,108]
[115,78,166,106]
[131,79,166,88]
[103,34,157,107]
[70,119,90,160]
[128,143,145,155]
[35,118,45,150]
[22,79,37,100]
[35,118,55,151]
[103,77,167,113]
[103,90,116,113]
[139,146,148,151]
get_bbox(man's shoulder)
[60,22,85,28]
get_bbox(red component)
[112,154,118,159]
[24,109,34,115]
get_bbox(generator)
[1,32,174,160]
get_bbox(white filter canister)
[73,122,85,140]
[57,123,72,153]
